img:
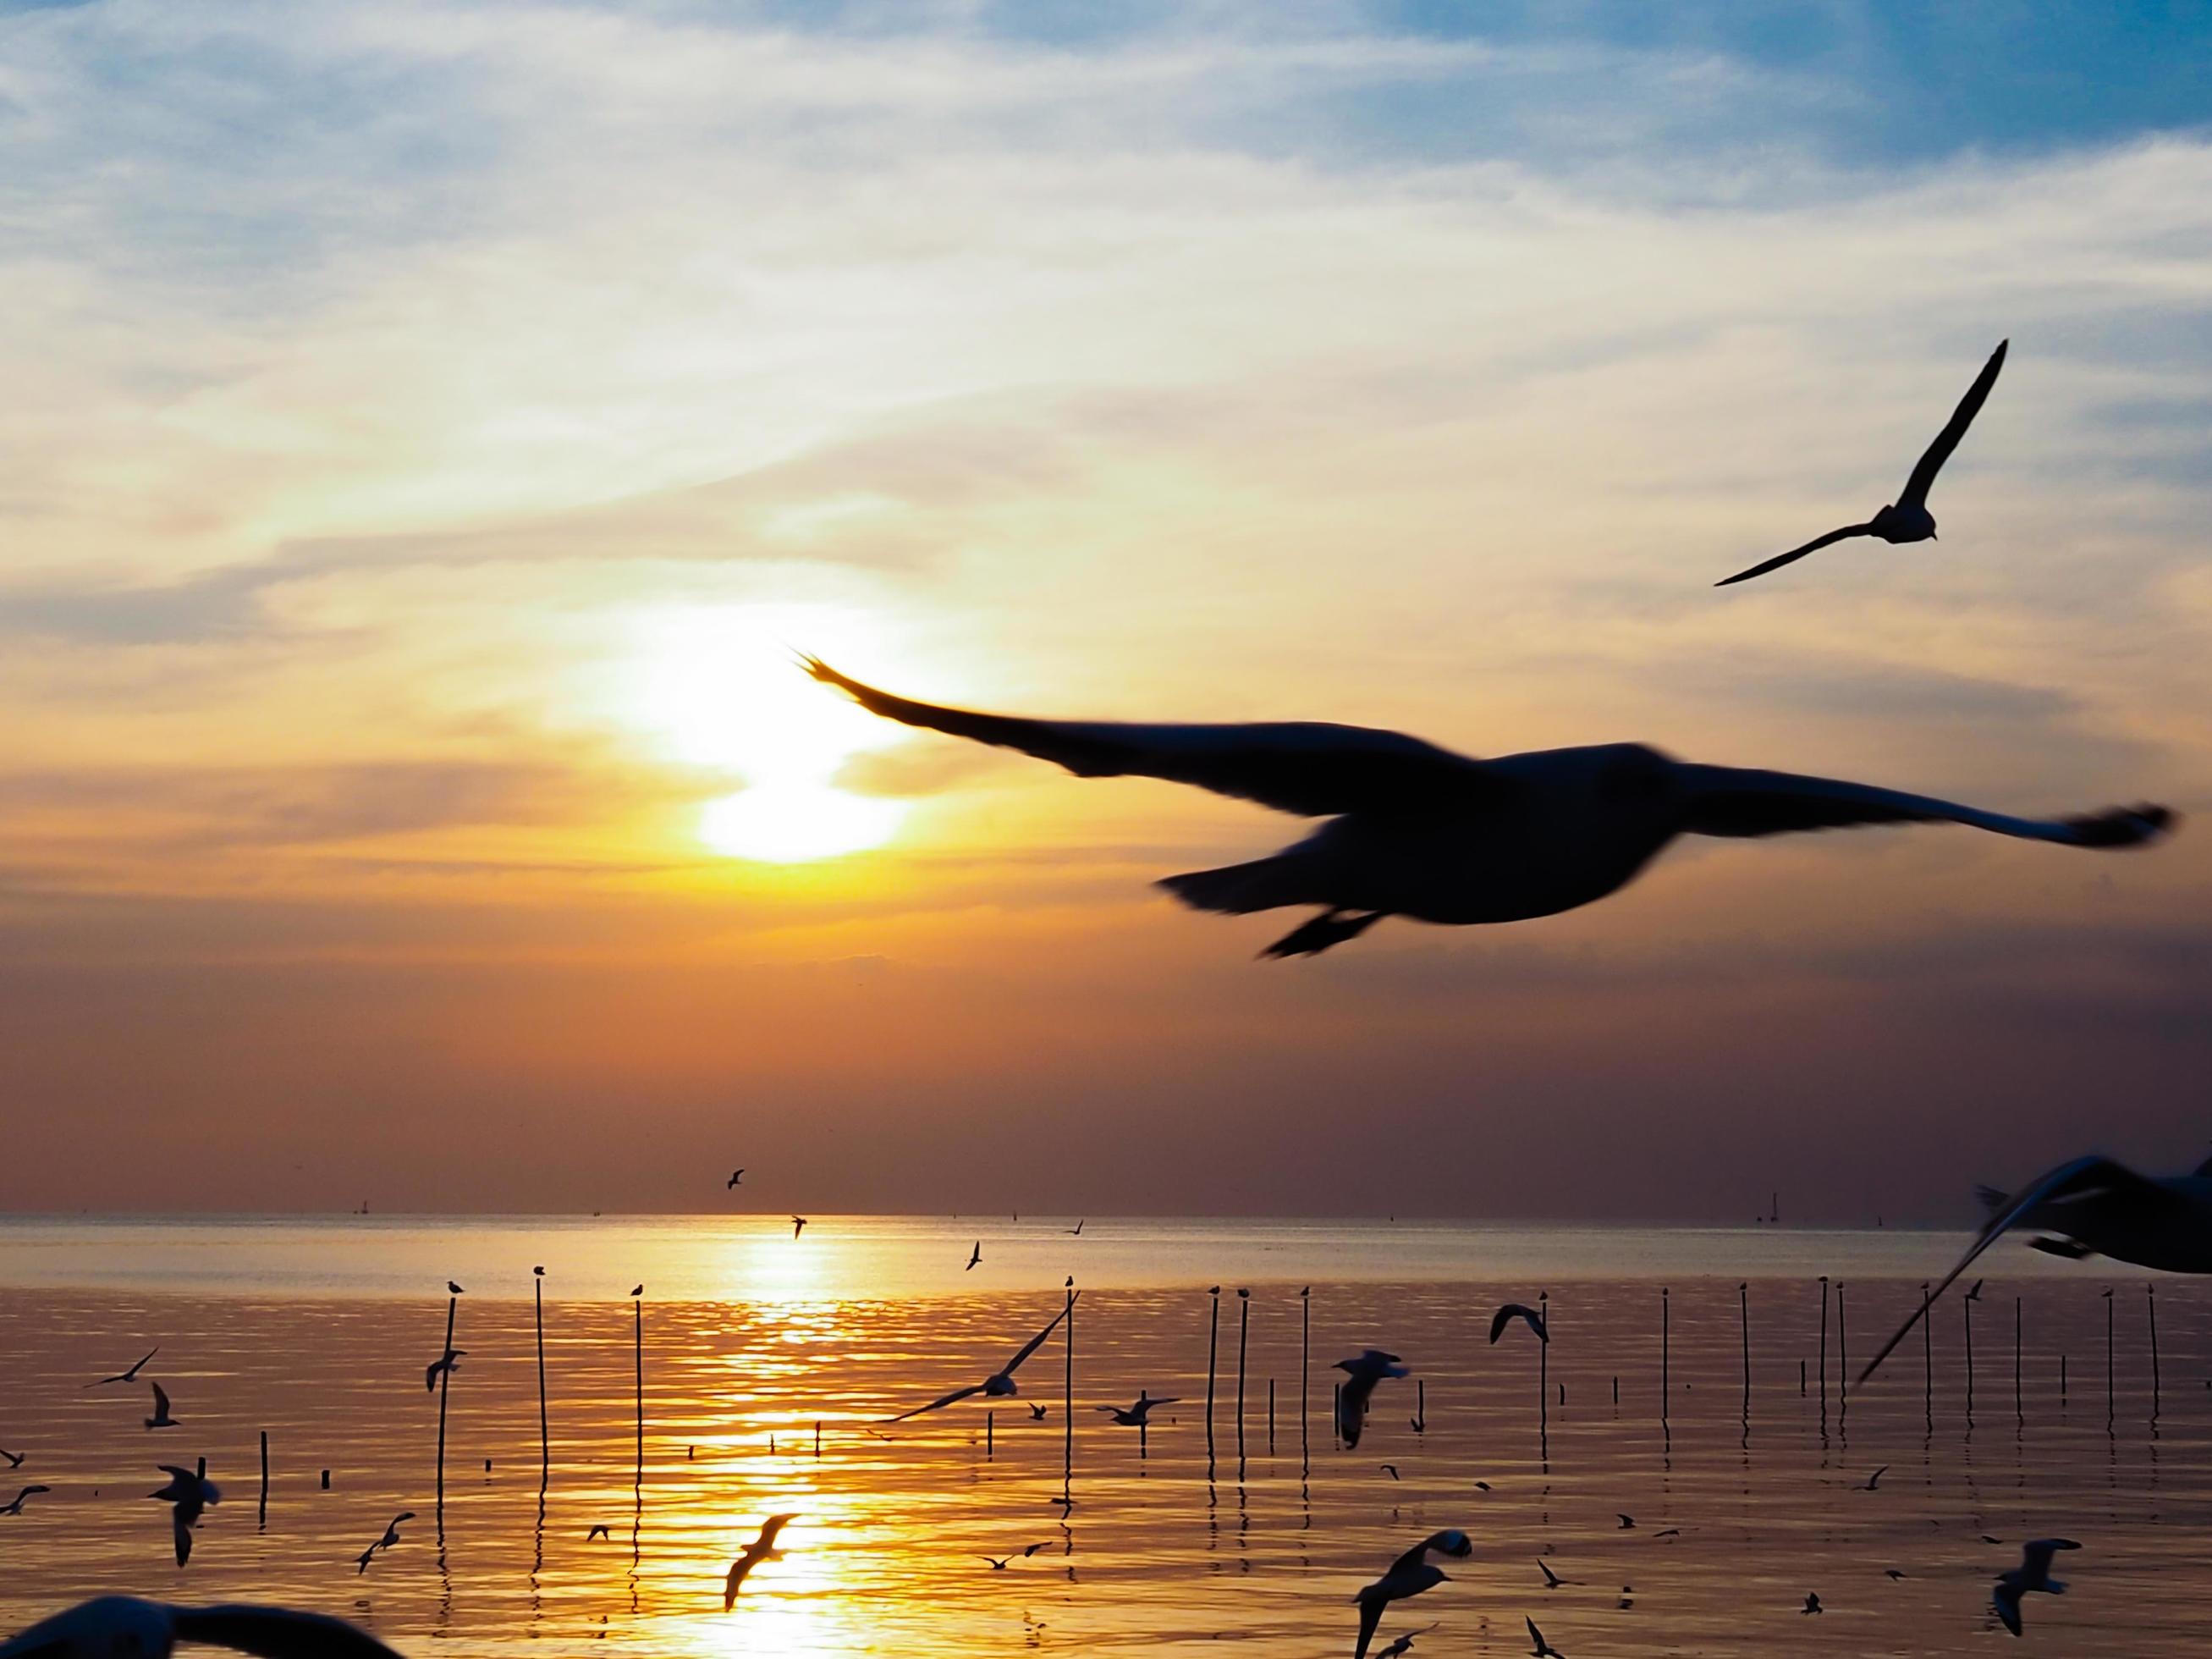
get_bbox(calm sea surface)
[0,1217,2201,1656]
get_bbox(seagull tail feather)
[1156,857,1307,917]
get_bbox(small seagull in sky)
[145,1382,179,1430]
[1994,1539,2079,1636]
[425,1350,465,1392]
[1525,1614,1566,1657]
[149,1459,218,1567]
[1886,1568,1908,1580]
[1098,1392,1178,1427]
[1335,1351,1410,1450]
[792,1216,808,1240]
[966,1240,982,1272]
[1967,1279,1984,1301]
[533,1265,544,1276]
[1488,1304,1549,1345]
[1716,339,2008,586]
[727,1169,746,1189]
[355,1511,415,1574]
[0,1486,49,1517]
[88,1347,159,1388]
[724,1514,798,1609]
[888,1298,1078,1421]
[1353,1529,1470,1659]
[0,1596,403,1658]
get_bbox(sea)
[0,1215,2201,1656]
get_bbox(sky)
[3,0,2210,1220]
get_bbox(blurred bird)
[792,1217,808,1239]
[0,1450,22,1469]
[1859,1467,1888,1491]
[806,656,2170,958]
[1489,1304,1549,1345]
[1375,1623,1438,1658]
[630,1285,643,1298]
[1802,1593,1824,1615]
[966,1241,982,1272]
[1716,339,2008,586]
[1380,1463,1401,1481]
[1994,1539,2079,1636]
[1538,1559,1571,1590]
[981,1543,1048,1571]
[727,1169,745,1188]
[1336,1351,1410,1450]
[585,1524,610,1541]
[1098,1392,1179,1427]
[0,1487,47,1517]
[425,1350,465,1392]
[724,1514,798,1609]
[888,1298,1078,1421]
[149,1460,218,1567]
[1353,1529,1470,1659]
[447,1281,464,1296]
[1068,1220,1085,1236]
[1525,1615,1565,1657]
[87,1348,158,1388]
[1616,1514,1636,1530]
[144,1382,179,1430]
[355,1511,414,1574]
[1028,1403,1048,1421]
[0,1596,402,1658]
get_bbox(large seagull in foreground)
[803,659,2172,958]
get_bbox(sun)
[620,602,911,863]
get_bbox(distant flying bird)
[145,1382,179,1430]
[585,1524,610,1541]
[0,1449,21,1469]
[0,1487,48,1517]
[1538,1559,1568,1590]
[1994,1539,2080,1636]
[1335,1351,1410,1450]
[805,657,2171,958]
[1885,1569,1907,1580]
[89,1348,159,1388]
[1068,1220,1084,1236]
[981,1543,1048,1571]
[425,1350,465,1392]
[1375,1623,1438,1658]
[728,1169,746,1188]
[1802,1593,1824,1615]
[1715,339,2008,586]
[1353,1529,1470,1659]
[1098,1392,1179,1427]
[724,1513,798,1609]
[888,1298,1078,1421]
[966,1241,982,1272]
[0,1596,402,1658]
[448,1281,464,1296]
[1525,1614,1566,1657]
[1966,1279,1984,1300]
[1028,1403,1048,1421]
[1380,1463,1401,1480]
[792,1216,808,1239]
[1616,1514,1636,1530]
[149,1460,218,1567]
[1859,1466,1889,1491]
[355,1511,415,1574]
[1488,1304,1549,1345]
[1857,1155,2212,1386]
[630,1285,643,1298]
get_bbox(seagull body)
[0,1486,47,1516]
[792,1216,807,1239]
[0,1596,403,1658]
[1858,1155,2212,1386]
[888,1297,1078,1421]
[1526,1615,1565,1657]
[1538,1558,1568,1589]
[724,1513,797,1609]
[148,1461,218,1568]
[806,659,2169,957]
[1488,1304,1549,1345]
[1353,1530,1470,1659]
[585,1524,610,1541]
[1098,1391,1180,1427]
[966,1240,982,1272]
[425,1349,465,1392]
[1994,1539,2079,1636]
[1028,1403,1048,1421]
[89,1348,158,1388]
[447,1281,464,1296]
[144,1382,178,1430]
[1335,1350,1410,1450]
[1716,340,2008,585]
[1802,1593,1824,1615]
[1068,1220,1084,1236]
[1375,1623,1437,1657]
[355,1511,414,1574]
[728,1169,745,1188]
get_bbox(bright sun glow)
[624,603,911,863]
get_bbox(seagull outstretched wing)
[999,1295,1078,1377]
[170,1604,408,1657]
[1715,524,1874,587]
[885,1383,988,1424]
[1677,765,2173,849]
[806,659,1488,818]
[1488,1304,1548,1344]
[1900,339,2008,510]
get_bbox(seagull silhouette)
[888,1298,1078,1421]
[1353,1529,1470,1659]
[88,1347,159,1388]
[1489,1304,1549,1344]
[586,1524,611,1541]
[1526,1614,1566,1657]
[1380,1463,1401,1480]
[1375,1623,1438,1658]
[447,1281,464,1296]
[1859,1466,1888,1491]
[0,1450,22,1469]
[0,1596,402,1658]
[1538,1558,1571,1590]
[355,1511,415,1574]
[1098,1391,1179,1427]
[630,1285,643,1298]
[792,1216,808,1239]
[0,1487,48,1517]
[145,1382,179,1430]
[1802,1593,1824,1615]
[806,657,2169,956]
[1028,1403,1048,1421]
[425,1350,465,1392]
[727,1169,745,1188]
[1616,1513,1636,1530]
[724,1514,798,1608]
[149,1459,218,1567]
[1068,1220,1085,1236]
[980,1543,1048,1571]
[966,1240,982,1272]
[1995,1540,2079,1636]
[1335,1351,1410,1449]
[1857,1155,2212,1387]
[1966,1279,1984,1301]
[1716,339,2008,586]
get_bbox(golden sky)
[3,3,2209,1217]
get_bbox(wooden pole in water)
[987,1411,993,1461]
[1738,1282,1750,1415]
[633,1291,644,1480]
[1268,1377,1275,1454]
[1817,1276,1829,1407]
[1063,1276,1074,1494]
[1660,1287,1670,1423]
[1299,1287,1310,1456]
[435,1289,458,1518]
[534,1268,549,1485]
[2148,1283,2161,1409]
[2104,1287,2115,1419]
[1835,1283,1848,1419]
[2061,1351,2068,1407]
[258,1430,268,1529]
[1538,1289,1550,1441]
[2014,1296,2023,1421]
[1205,1286,1220,1458]
[1235,1289,1251,1457]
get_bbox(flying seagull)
[1335,1350,1410,1450]
[1354,1529,1471,1659]
[0,1449,22,1469]
[1994,1539,2079,1636]
[88,1347,159,1389]
[888,1297,1079,1421]
[1538,1558,1571,1590]
[792,1216,808,1239]
[1525,1614,1566,1657]
[149,1460,218,1568]
[1616,1514,1636,1530]
[1488,1304,1549,1344]
[1859,1466,1889,1491]
[425,1350,465,1392]
[585,1524,611,1541]
[1857,1154,2212,1387]
[1028,1403,1048,1421]
[966,1240,982,1272]
[724,1513,798,1609]
[1802,1593,1824,1615]
[804,659,2169,957]
[1376,1623,1439,1658]
[1068,1220,1084,1236]
[355,1511,415,1574]
[0,1596,403,1658]
[1098,1392,1180,1427]
[727,1169,746,1188]
[145,1382,179,1430]
[0,1487,48,1517]
[981,1543,1049,1570]
[1715,339,2008,586]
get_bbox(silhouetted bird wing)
[1488,1304,1547,1343]
[806,659,1491,818]
[150,1382,170,1418]
[1898,340,2007,510]
[1339,1372,1378,1447]
[999,1296,1078,1376]
[1993,1580,2024,1636]
[1676,764,2172,848]
[2021,1538,2079,1577]
[171,1605,407,1657]
[1352,1591,1385,1659]
[1714,523,1874,587]
[886,1383,987,1423]
[1857,1157,2165,1386]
